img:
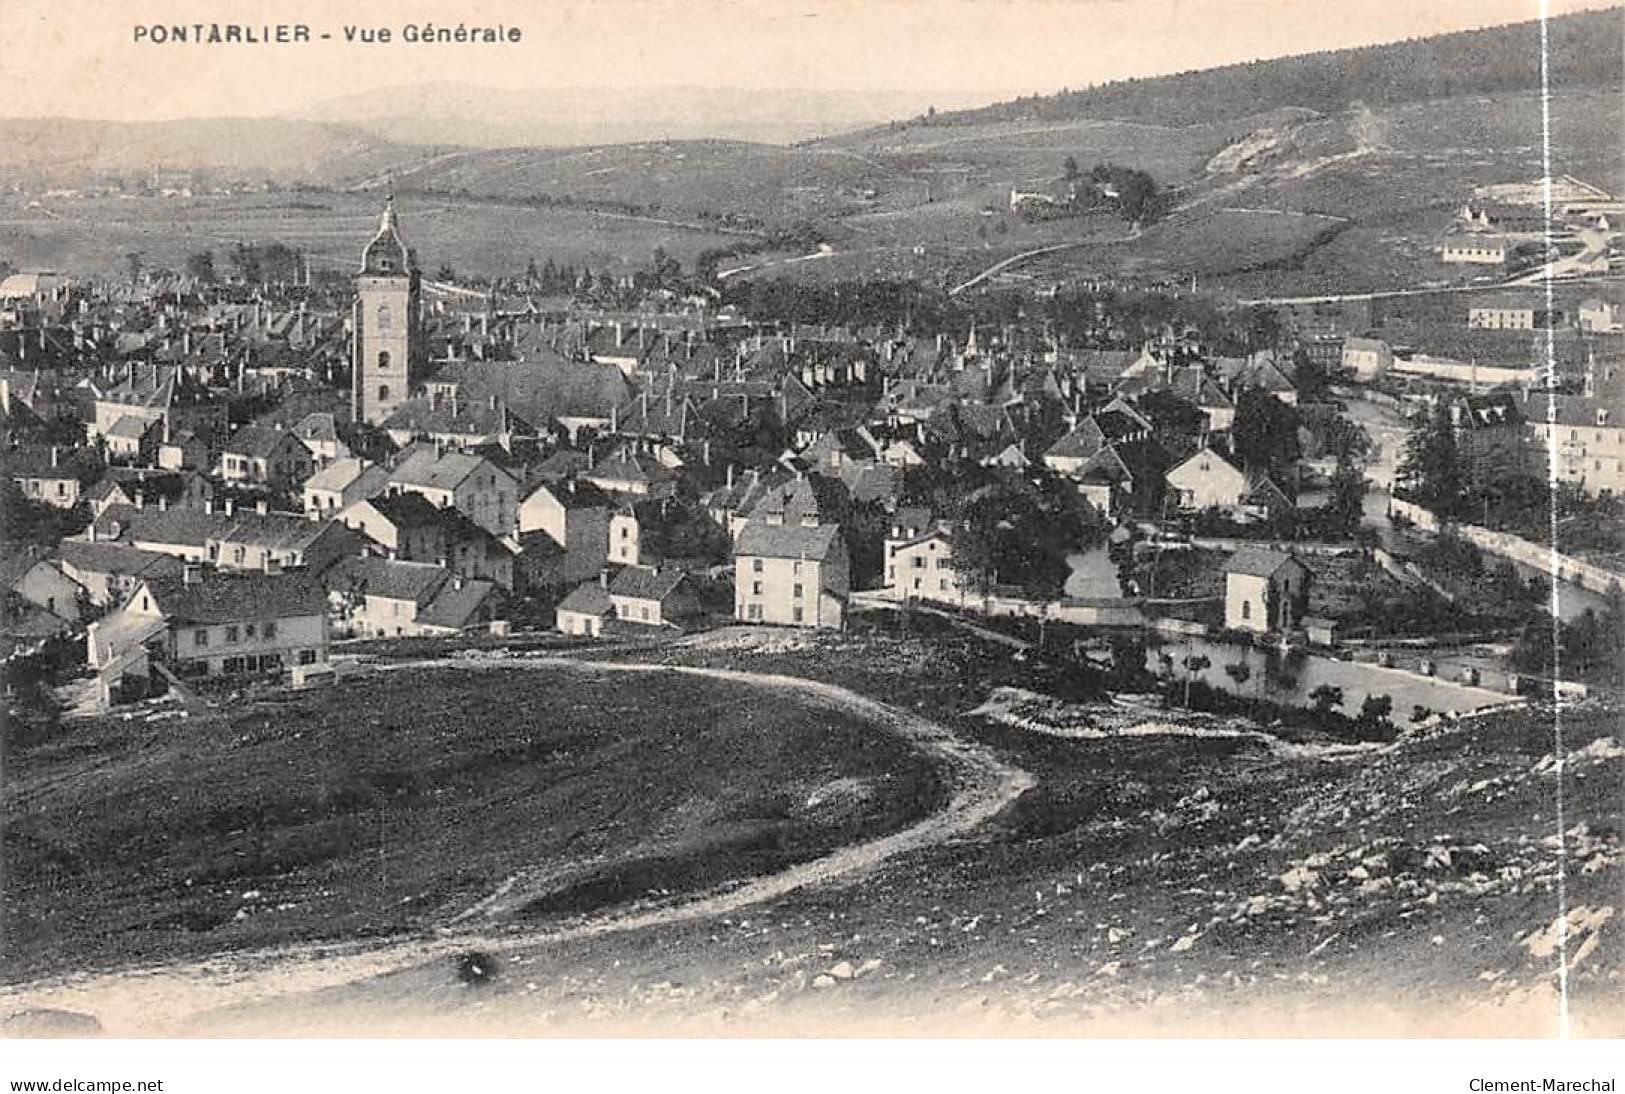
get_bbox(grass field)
[221,618,1621,1036]
[0,663,942,982]
[0,191,742,281]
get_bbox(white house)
[1165,446,1248,511]
[1223,548,1310,635]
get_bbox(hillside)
[0,117,449,186]
[367,139,898,229]
[908,8,1623,130]
[2,621,1616,1036]
[298,84,1008,148]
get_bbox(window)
[377,351,391,370]
[940,578,949,591]
[792,560,802,575]
[377,305,392,331]
[1241,601,1251,621]
[912,556,924,569]
[194,628,209,648]
[378,384,391,402]
[792,583,804,599]
[792,607,804,623]
[298,649,316,665]
[751,581,762,596]
[245,623,256,638]
[225,626,239,643]
[752,558,763,573]
[747,604,762,621]
[263,620,278,639]
[640,606,650,621]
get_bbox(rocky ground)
[3,619,1619,1037]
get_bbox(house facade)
[1223,548,1310,635]
[733,518,848,629]
[90,567,329,679]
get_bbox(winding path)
[1,655,1033,1034]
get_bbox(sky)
[0,0,1616,121]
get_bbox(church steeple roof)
[360,195,414,276]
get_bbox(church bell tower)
[352,196,421,425]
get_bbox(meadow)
[1,663,941,981]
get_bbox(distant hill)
[908,8,1623,131]
[297,84,1010,148]
[0,118,451,185]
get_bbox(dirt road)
[0,655,1033,1034]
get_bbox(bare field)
[0,192,741,281]
[0,664,942,983]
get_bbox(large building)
[352,198,422,426]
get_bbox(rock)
[1171,934,1198,953]
[1094,962,1121,977]
[1280,866,1320,892]
[827,961,855,981]
[811,974,837,990]
[856,959,884,978]
[1,1009,101,1038]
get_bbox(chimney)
[50,445,59,468]
[160,495,169,512]
[204,497,214,515]
[255,498,268,516]
[598,569,608,588]
[135,493,145,510]
[726,463,735,489]
[183,560,203,586]
[224,498,235,517]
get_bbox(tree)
[1292,347,1330,400]
[1232,388,1302,478]
[1328,451,1367,537]
[1355,692,1393,732]
[1108,633,1149,688]
[1181,653,1211,707]
[435,264,457,282]
[1397,402,1464,517]
[1063,154,1081,180]
[1223,660,1252,694]
[123,250,144,285]
[1308,683,1344,715]
[651,246,681,286]
[944,468,1102,602]
[184,250,217,283]
[1410,705,1434,724]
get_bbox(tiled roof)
[418,578,495,630]
[1225,547,1300,579]
[609,565,685,602]
[557,580,613,616]
[734,519,842,562]
[146,570,327,624]
[58,541,182,580]
[325,556,446,603]
[222,424,303,460]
